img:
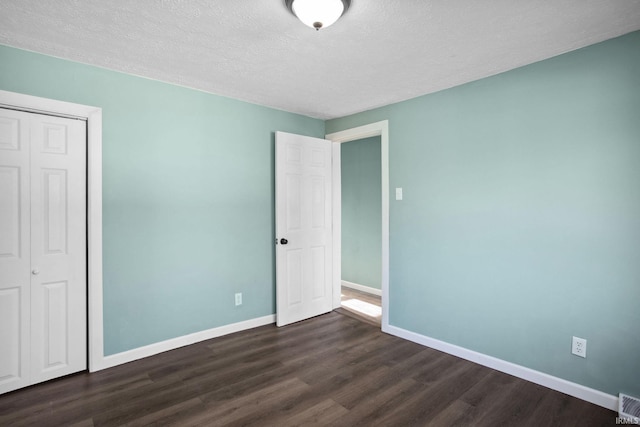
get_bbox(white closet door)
[0,108,86,394]
[0,109,31,393]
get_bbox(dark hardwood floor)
[0,311,616,426]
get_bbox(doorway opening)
[338,136,382,325]
[327,120,390,331]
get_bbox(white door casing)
[326,120,390,331]
[275,131,333,327]
[0,108,87,394]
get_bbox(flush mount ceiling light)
[285,0,351,30]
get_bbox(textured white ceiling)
[1,0,639,119]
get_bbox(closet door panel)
[29,114,87,384]
[0,109,31,394]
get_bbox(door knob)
[280,238,288,245]
[32,269,40,275]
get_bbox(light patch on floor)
[341,299,382,319]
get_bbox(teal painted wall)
[341,137,382,289]
[0,45,324,355]
[327,32,640,397]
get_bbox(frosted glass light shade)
[289,0,349,30]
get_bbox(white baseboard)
[92,314,276,371]
[341,280,382,296]
[385,324,618,411]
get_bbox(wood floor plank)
[121,397,203,427]
[427,399,477,427]
[68,419,95,427]
[470,377,547,426]
[0,310,616,426]
[280,398,349,426]
[181,378,311,427]
[330,365,393,410]
[330,377,427,427]
[0,373,155,426]
[368,358,490,426]
[91,377,202,426]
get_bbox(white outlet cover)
[572,336,587,358]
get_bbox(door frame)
[326,120,389,331]
[0,89,105,372]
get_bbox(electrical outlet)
[572,336,587,358]
[235,293,242,306]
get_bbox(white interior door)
[275,131,333,327]
[0,108,86,394]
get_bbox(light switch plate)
[396,188,403,200]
